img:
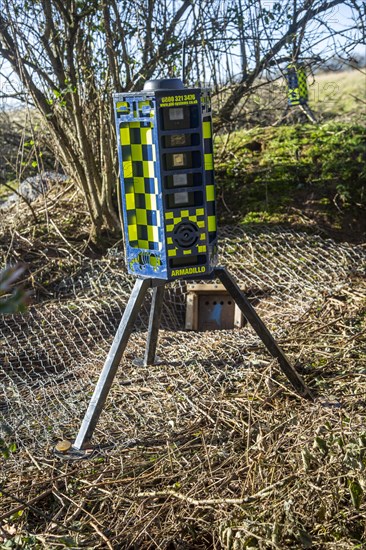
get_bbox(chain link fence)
[1,226,364,455]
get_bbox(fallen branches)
[137,474,296,506]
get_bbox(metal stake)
[144,284,165,366]
[215,267,313,400]
[73,277,151,450]
[299,103,317,123]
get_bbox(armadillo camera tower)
[114,78,217,280]
[283,63,316,123]
[68,78,311,455]
[286,64,309,107]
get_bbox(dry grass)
[1,289,366,549]
[310,69,366,118]
[1,188,366,549]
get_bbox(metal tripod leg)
[215,267,313,400]
[73,278,151,450]
[299,103,317,123]
[144,284,165,366]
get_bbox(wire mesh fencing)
[0,225,364,455]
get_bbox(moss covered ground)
[215,121,366,242]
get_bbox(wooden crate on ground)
[185,283,245,331]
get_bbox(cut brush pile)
[0,185,365,549]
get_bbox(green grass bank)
[215,122,366,242]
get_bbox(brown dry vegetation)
[1,185,366,549]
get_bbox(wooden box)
[185,283,245,331]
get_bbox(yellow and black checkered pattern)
[165,208,207,257]
[297,67,308,102]
[203,117,217,241]
[287,65,308,106]
[120,121,162,251]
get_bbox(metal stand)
[72,267,312,451]
[73,278,151,450]
[299,103,317,123]
[274,104,317,125]
[144,284,165,366]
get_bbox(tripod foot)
[54,439,96,460]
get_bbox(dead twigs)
[0,206,365,548]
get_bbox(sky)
[0,1,364,110]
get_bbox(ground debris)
[0,200,365,548]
